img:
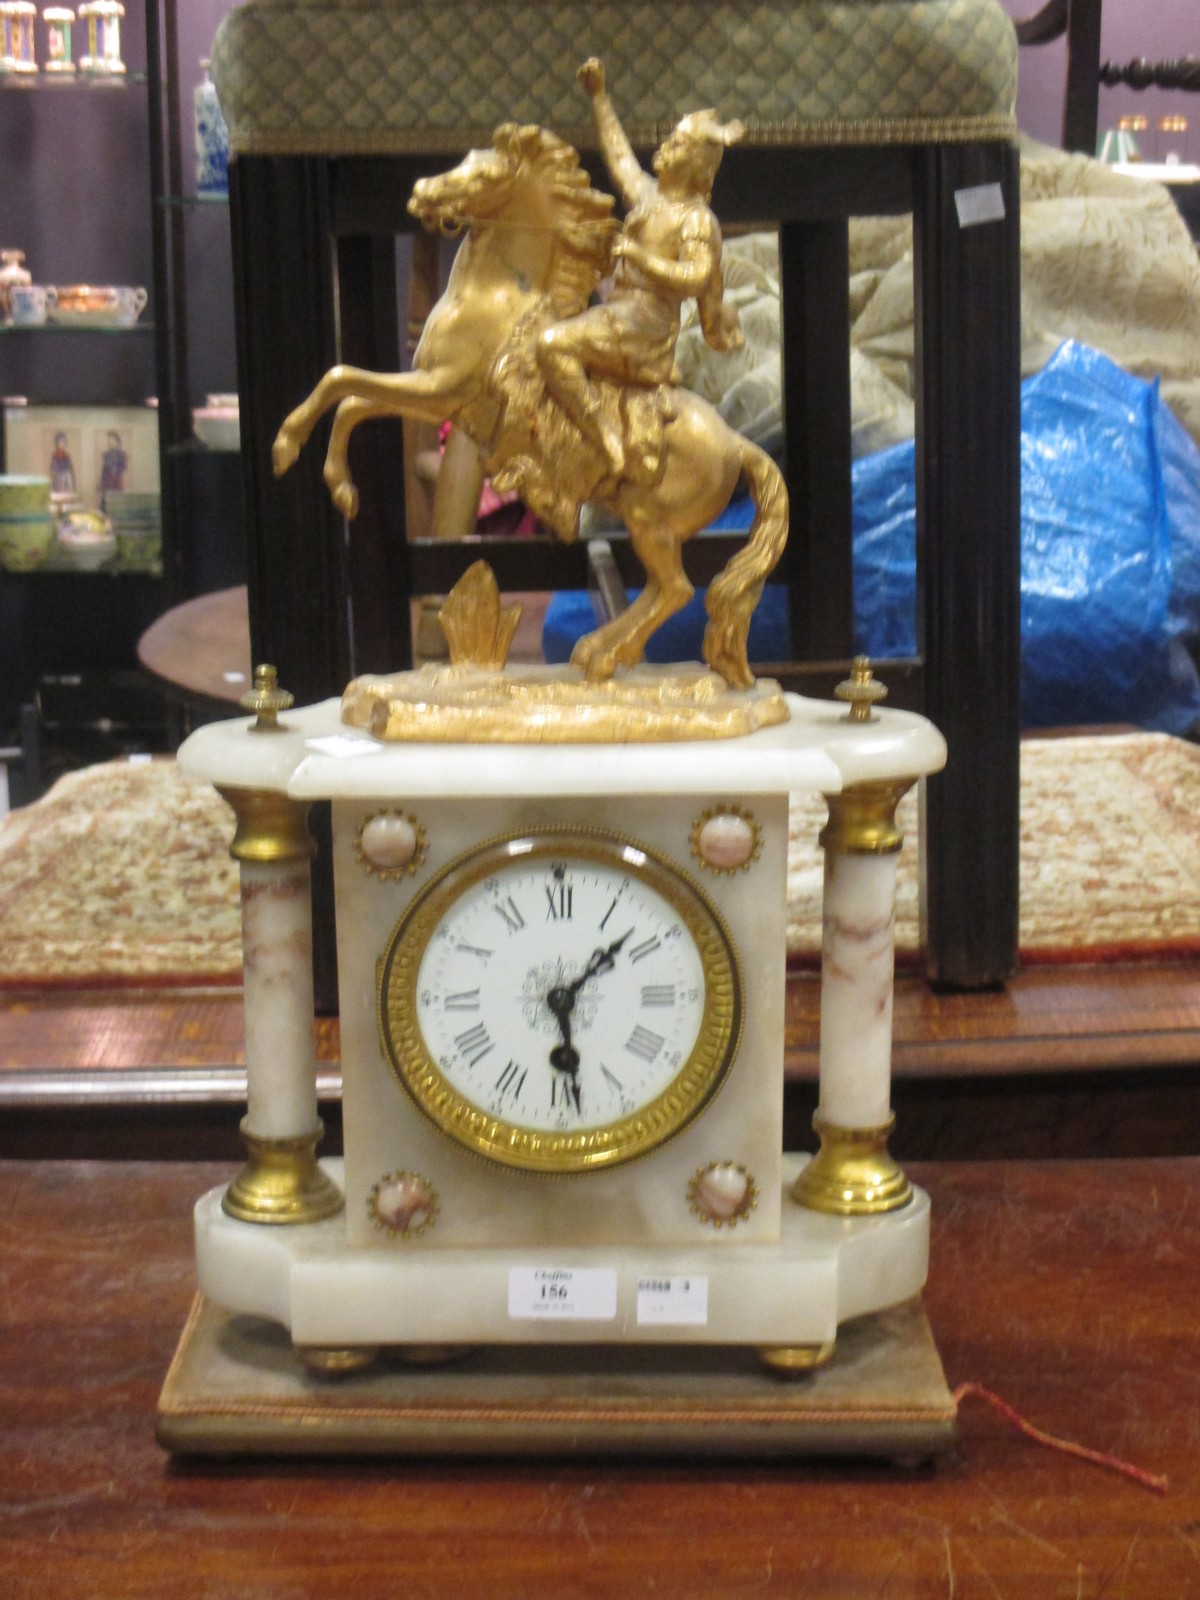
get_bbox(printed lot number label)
[508,1267,618,1321]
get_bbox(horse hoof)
[570,639,609,681]
[332,481,360,521]
[272,432,298,477]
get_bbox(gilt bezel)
[377,826,743,1175]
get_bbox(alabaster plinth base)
[341,662,789,743]
[193,1156,929,1350]
[157,1290,954,1460]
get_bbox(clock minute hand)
[545,932,630,1103]
[566,929,632,997]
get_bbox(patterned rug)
[790,732,1200,966]
[0,760,242,991]
[0,733,1197,989]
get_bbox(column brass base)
[791,1115,912,1216]
[222,1119,345,1225]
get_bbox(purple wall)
[1001,0,1198,155]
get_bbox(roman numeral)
[453,1022,494,1067]
[551,1075,581,1113]
[493,897,526,933]
[598,896,619,932]
[626,1024,665,1063]
[443,988,481,1012]
[544,882,573,920]
[628,935,661,964]
[641,984,676,1007]
[455,942,493,961]
[494,1060,527,1100]
[600,1064,625,1095]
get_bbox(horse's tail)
[702,439,789,689]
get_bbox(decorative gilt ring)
[354,809,428,880]
[687,1161,759,1228]
[689,805,762,876]
[368,1170,439,1239]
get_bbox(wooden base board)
[157,1293,956,1461]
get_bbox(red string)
[952,1382,1168,1495]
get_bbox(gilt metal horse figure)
[272,121,788,689]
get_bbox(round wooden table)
[137,586,252,710]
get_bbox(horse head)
[409,125,616,310]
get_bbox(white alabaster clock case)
[178,690,945,1369]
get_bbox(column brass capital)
[218,786,316,865]
[819,777,916,856]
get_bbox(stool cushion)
[212,0,1016,157]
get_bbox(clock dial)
[378,829,742,1173]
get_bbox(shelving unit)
[0,0,245,774]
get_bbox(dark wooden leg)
[230,155,346,1012]
[336,233,412,676]
[912,141,1021,988]
[230,154,349,703]
[778,220,854,661]
[1063,0,1103,156]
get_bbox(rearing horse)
[272,122,788,689]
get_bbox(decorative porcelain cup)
[8,283,52,325]
[43,6,76,72]
[114,284,148,325]
[0,474,53,570]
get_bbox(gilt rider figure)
[536,58,745,480]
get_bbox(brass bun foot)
[298,1345,380,1378]
[221,1119,345,1225]
[389,1344,475,1367]
[757,1341,836,1376]
[791,1114,912,1216]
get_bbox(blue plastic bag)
[855,341,1200,733]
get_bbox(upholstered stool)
[213,0,1021,992]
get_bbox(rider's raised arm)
[579,59,651,210]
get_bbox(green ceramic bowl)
[0,513,55,570]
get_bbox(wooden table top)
[1,1157,1195,1598]
[135,588,553,709]
[136,585,253,709]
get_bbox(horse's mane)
[491,122,617,317]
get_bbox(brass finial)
[240,663,294,733]
[835,656,887,723]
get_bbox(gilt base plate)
[157,1292,956,1460]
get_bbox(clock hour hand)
[545,985,581,1086]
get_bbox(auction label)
[636,1275,709,1326]
[508,1267,618,1321]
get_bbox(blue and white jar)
[194,58,229,197]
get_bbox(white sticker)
[508,1267,618,1321]
[954,182,1006,229]
[127,752,153,766]
[636,1274,709,1327]
[223,670,247,684]
[304,734,380,759]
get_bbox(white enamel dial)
[378,829,742,1173]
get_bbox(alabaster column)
[240,858,320,1139]
[219,786,342,1224]
[793,779,914,1216]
